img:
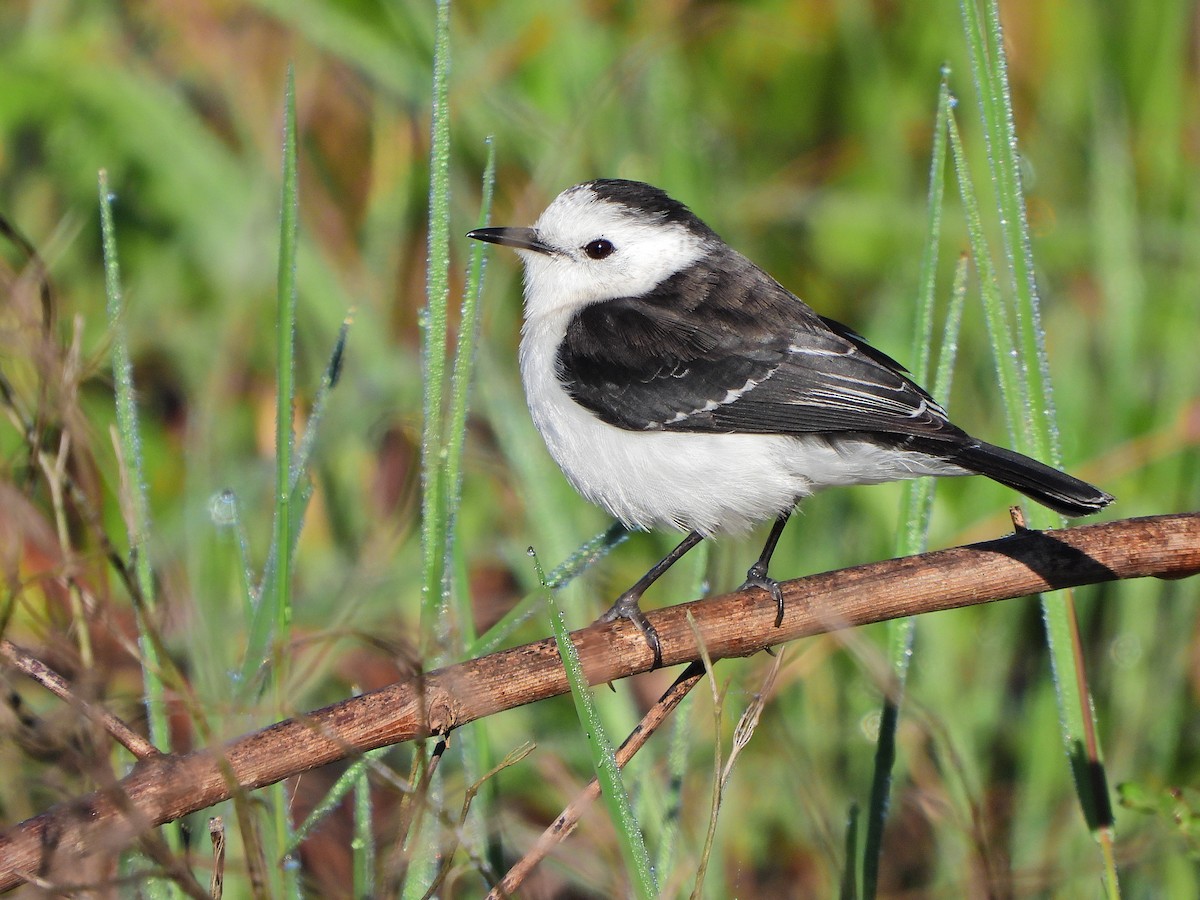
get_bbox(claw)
[741,570,786,627]
[599,593,663,668]
[592,529,705,670]
[741,512,791,628]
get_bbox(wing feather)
[557,250,965,445]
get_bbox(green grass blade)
[223,318,340,693]
[445,138,496,650]
[538,548,657,899]
[353,751,378,898]
[841,802,859,900]
[209,490,257,624]
[959,2,1116,894]
[653,669,693,887]
[272,64,299,646]
[292,318,349,485]
[446,144,499,882]
[862,74,957,898]
[946,110,1024,442]
[963,0,1057,461]
[401,3,455,894]
[97,171,169,754]
[98,171,183,890]
[238,67,300,693]
[896,72,954,556]
[271,65,301,899]
[418,0,453,660]
[288,747,388,853]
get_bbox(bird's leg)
[599,530,706,667]
[741,511,792,627]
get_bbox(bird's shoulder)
[560,250,815,368]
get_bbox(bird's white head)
[468,180,719,321]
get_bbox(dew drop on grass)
[1109,633,1143,668]
[209,489,237,526]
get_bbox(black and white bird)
[468,179,1113,664]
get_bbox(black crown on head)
[584,179,719,240]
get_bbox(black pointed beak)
[466,226,553,255]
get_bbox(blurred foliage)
[0,0,1197,896]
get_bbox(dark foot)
[741,564,785,628]
[599,593,663,668]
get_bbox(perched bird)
[468,179,1112,664]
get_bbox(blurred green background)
[0,0,1197,896]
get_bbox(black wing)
[557,249,965,444]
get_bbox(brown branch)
[0,513,1197,890]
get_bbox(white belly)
[519,314,964,536]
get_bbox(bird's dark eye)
[583,238,615,260]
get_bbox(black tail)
[953,440,1113,518]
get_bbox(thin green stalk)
[418,0,454,658]
[273,65,298,647]
[289,749,388,853]
[862,74,961,900]
[404,3,454,895]
[958,2,1116,895]
[98,171,169,754]
[271,64,301,900]
[538,549,657,899]
[293,318,349,483]
[444,141,499,888]
[353,752,378,898]
[651,543,707,887]
[897,71,954,553]
[899,254,968,541]
[929,260,969,436]
[864,113,970,900]
[445,139,496,649]
[841,802,859,900]
[655,679,692,887]
[210,489,256,623]
[238,68,300,695]
[946,110,1025,441]
[98,170,182,889]
[962,0,1059,463]
[235,321,346,704]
